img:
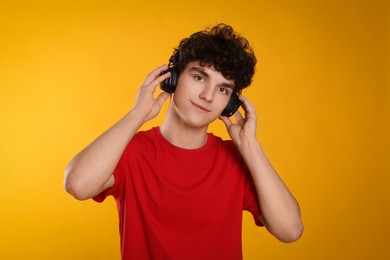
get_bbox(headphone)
[160,56,241,117]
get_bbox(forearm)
[238,139,303,242]
[64,109,145,200]
[64,64,171,200]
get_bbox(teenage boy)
[64,23,303,260]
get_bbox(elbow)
[64,170,91,201]
[264,216,304,243]
[278,221,304,243]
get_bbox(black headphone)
[160,56,241,117]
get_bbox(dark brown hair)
[171,23,256,93]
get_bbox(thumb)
[219,115,232,129]
[156,92,170,107]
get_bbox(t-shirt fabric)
[93,127,262,260]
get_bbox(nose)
[199,85,214,103]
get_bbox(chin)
[180,114,216,129]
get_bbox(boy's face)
[171,61,235,127]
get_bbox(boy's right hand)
[133,64,171,123]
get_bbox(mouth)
[191,101,211,112]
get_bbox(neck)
[160,103,208,149]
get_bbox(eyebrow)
[190,66,209,78]
[189,66,235,90]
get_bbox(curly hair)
[171,23,256,93]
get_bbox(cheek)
[216,95,231,110]
[171,84,193,111]
[174,78,197,99]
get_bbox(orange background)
[1,0,389,259]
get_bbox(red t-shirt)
[94,127,262,260]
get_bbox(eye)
[219,87,230,95]
[194,75,204,82]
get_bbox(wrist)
[124,108,148,127]
[237,137,264,159]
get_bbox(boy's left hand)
[219,95,257,147]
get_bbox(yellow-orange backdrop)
[1,0,388,259]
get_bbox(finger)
[148,70,171,89]
[238,95,251,111]
[239,95,256,118]
[233,110,244,123]
[143,64,169,85]
[219,115,233,128]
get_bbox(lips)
[191,101,211,112]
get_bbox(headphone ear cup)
[160,67,178,93]
[221,93,242,117]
